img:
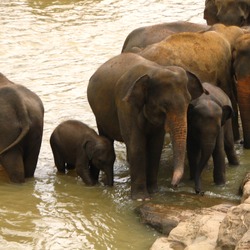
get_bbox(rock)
[217,203,250,249]
[135,203,193,235]
[144,172,250,250]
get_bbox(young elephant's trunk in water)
[166,112,188,186]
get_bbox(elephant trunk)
[166,112,188,186]
[195,142,215,193]
[237,77,250,148]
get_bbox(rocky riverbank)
[136,172,250,250]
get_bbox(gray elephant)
[138,24,244,141]
[187,82,239,194]
[204,0,250,26]
[0,73,44,183]
[121,21,209,53]
[50,120,116,186]
[87,53,206,200]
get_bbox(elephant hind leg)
[224,120,239,166]
[1,149,25,183]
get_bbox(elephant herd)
[1,1,250,201]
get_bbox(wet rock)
[135,203,193,235]
[140,172,250,250]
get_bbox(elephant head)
[81,137,116,186]
[122,65,195,187]
[233,33,250,148]
[204,0,250,26]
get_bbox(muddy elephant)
[121,21,209,53]
[0,73,44,183]
[204,0,250,26]
[50,120,116,186]
[138,24,244,141]
[87,53,206,200]
[233,33,250,148]
[187,82,239,194]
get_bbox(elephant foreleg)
[212,130,226,185]
[146,130,165,194]
[224,120,239,166]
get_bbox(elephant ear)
[84,140,96,160]
[221,105,233,126]
[186,71,209,100]
[123,74,150,107]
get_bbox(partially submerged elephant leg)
[0,148,25,183]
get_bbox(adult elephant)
[87,53,206,200]
[233,33,250,148]
[138,24,244,141]
[0,73,44,183]
[121,21,209,53]
[204,0,250,26]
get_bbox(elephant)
[50,120,116,186]
[204,0,250,26]
[121,21,209,53]
[0,73,44,183]
[187,82,239,194]
[87,52,206,200]
[233,33,250,148]
[138,24,244,141]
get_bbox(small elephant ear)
[221,105,233,126]
[84,140,95,160]
[123,74,150,107]
[186,71,209,100]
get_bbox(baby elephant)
[187,82,239,194]
[50,120,116,186]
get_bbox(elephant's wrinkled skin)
[50,120,115,186]
[0,73,44,183]
[187,82,239,194]
[138,24,244,141]
[233,33,250,148]
[121,21,209,53]
[87,53,205,200]
[204,0,250,26]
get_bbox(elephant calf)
[187,82,239,194]
[0,73,44,183]
[50,120,116,186]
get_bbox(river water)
[0,0,249,249]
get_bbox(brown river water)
[0,0,250,249]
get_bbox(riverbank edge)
[136,172,250,250]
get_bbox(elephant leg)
[187,136,200,181]
[126,132,148,200]
[146,130,165,194]
[0,148,25,183]
[89,164,100,184]
[212,130,226,185]
[224,120,239,166]
[51,145,65,173]
[23,138,42,178]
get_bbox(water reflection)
[0,0,247,249]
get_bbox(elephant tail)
[0,87,30,155]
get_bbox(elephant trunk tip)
[171,169,184,187]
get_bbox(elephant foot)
[228,158,240,166]
[147,183,159,194]
[131,190,150,201]
[195,189,205,196]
